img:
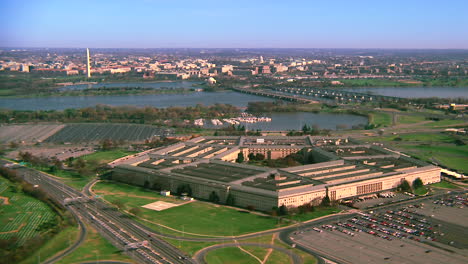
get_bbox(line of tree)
[0,104,240,124]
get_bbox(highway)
[4,161,194,264]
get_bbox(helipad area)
[141,201,183,211]
[112,136,440,211]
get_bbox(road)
[3,161,194,264]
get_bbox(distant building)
[160,190,170,196]
[207,77,217,84]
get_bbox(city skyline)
[1,0,468,49]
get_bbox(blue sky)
[1,0,467,48]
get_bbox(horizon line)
[1,46,468,51]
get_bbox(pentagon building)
[112,136,440,211]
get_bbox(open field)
[0,176,57,245]
[363,132,468,174]
[82,149,137,164]
[369,112,392,127]
[400,144,468,173]
[93,181,288,236]
[161,237,216,257]
[396,114,427,124]
[0,124,65,143]
[204,247,258,264]
[20,226,78,264]
[56,224,134,264]
[288,207,340,222]
[429,181,459,189]
[44,123,173,143]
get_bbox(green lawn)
[0,177,57,244]
[429,181,459,189]
[56,225,133,264]
[0,176,70,264]
[204,247,259,264]
[400,144,468,174]
[396,114,426,124]
[265,248,292,264]
[422,119,467,128]
[370,112,392,127]
[82,149,136,164]
[288,207,340,222]
[161,237,216,257]
[20,226,78,264]
[93,181,287,236]
[363,132,468,174]
[413,187,428,196]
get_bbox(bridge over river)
[274,87,406,103]
[231,87,319,104]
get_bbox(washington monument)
[86,48,91,78]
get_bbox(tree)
[278,205,288,216]
[255,153,265,160]
[129,207,142,216]
[143,180,150,189]
[177,184,192,196]
[248,153,256,160]
[398,179,412,192]
[321,194,331,207]
[209,191,220,203]
[413,178,424,190]
[111,199,124,210]
[236,152,244,163]
[226,193,235,206]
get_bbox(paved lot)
[292,193,468,264]
[293,227,466,264]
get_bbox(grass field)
[161,237,216,257]
[288,207,340,222]
[370,112,392,127]
[93,181,287,236]
[400,144,468,174]
[205,247,257,264]
[396,114,427,124]
[82,149,136,164]
[422,119,467,128]
[56,224,134,264]
[429,181,459,189]
[413,187,428,196]
[0,177,57,245]
[363,132,468,174]
[20,226,78,264]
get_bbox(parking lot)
[292,192,468,264]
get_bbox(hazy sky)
[1,0,467,49]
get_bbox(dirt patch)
[0,196,10,205]
[0,223,26,234]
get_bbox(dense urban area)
[0,48,467,264]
